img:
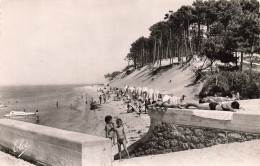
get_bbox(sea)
[0,84,101,135]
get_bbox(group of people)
[117,86,160,104]
[124,94,151,115]
[188,91,241,112]
[112,85,242,112]
[110,86,156,116]
[97,85,243,162]
[98,88,112,104]
[105,115,130,160]
[149,94,241,112]
[100,86,243,162]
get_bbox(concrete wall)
[0,119,112,166]
[115,101,260,159]
[129,122,260,158]
[148,107,260,133]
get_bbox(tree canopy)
[124,0,259,70]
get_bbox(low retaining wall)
[149,107,260,133]
[0,119,112,166]
[115,102,260,159]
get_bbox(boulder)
[170,139,178,147]
[194,129,204,137]
[228,132,242,140]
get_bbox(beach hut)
[148,88,154,99]
[123,85,128,92]
[170,96,181,104]
[142,87,149,98]
[154,89,160,101]
[163,95,172,102]
[137,87,142,95]
[142,87,148,92]
[129,87,135,92]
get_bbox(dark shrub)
[126,70,133,75]
[199,71,260,99]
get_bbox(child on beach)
[115,118,130,160]
[105,115,115,145]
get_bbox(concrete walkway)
[113,140,260,166]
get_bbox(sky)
[0,0,194,85]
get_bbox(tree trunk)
[169,41,172,64]
[157,41,160,66]
[206,22,209,38]
[177,41,180,62]
[169,28,172,64]
[250,53,253,74]
[153,39,157,64]
[134,57,137,69]
[160,31,163,60]
[166,41,169,64]
[249,45,254,76]
[235,52,238,67]
[240,52,243,71]
[198,19,201,52]
[142,42,145,66]
[184,30,188,62]
[187,20,193,55]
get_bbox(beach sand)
[37,85,151,147]
[0,151,35,166]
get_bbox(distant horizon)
[0,82,106,87]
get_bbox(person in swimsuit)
[99,95,102,104]
[115,118,130,160]
[185,101,240,112]
[149,99,184,109]
[105,115,115,145]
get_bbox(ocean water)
[0,84,96,134]
[0,85,87,111]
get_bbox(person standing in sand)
[99,95,102,104]
[115,118,130,160]
[56,101,59,108]
[35,110,39,123]
[103,93,106,104]
[105,115,115,144]
[144,98,151,114]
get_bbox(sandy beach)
[36,85,151,147]
[80,86,151,153]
